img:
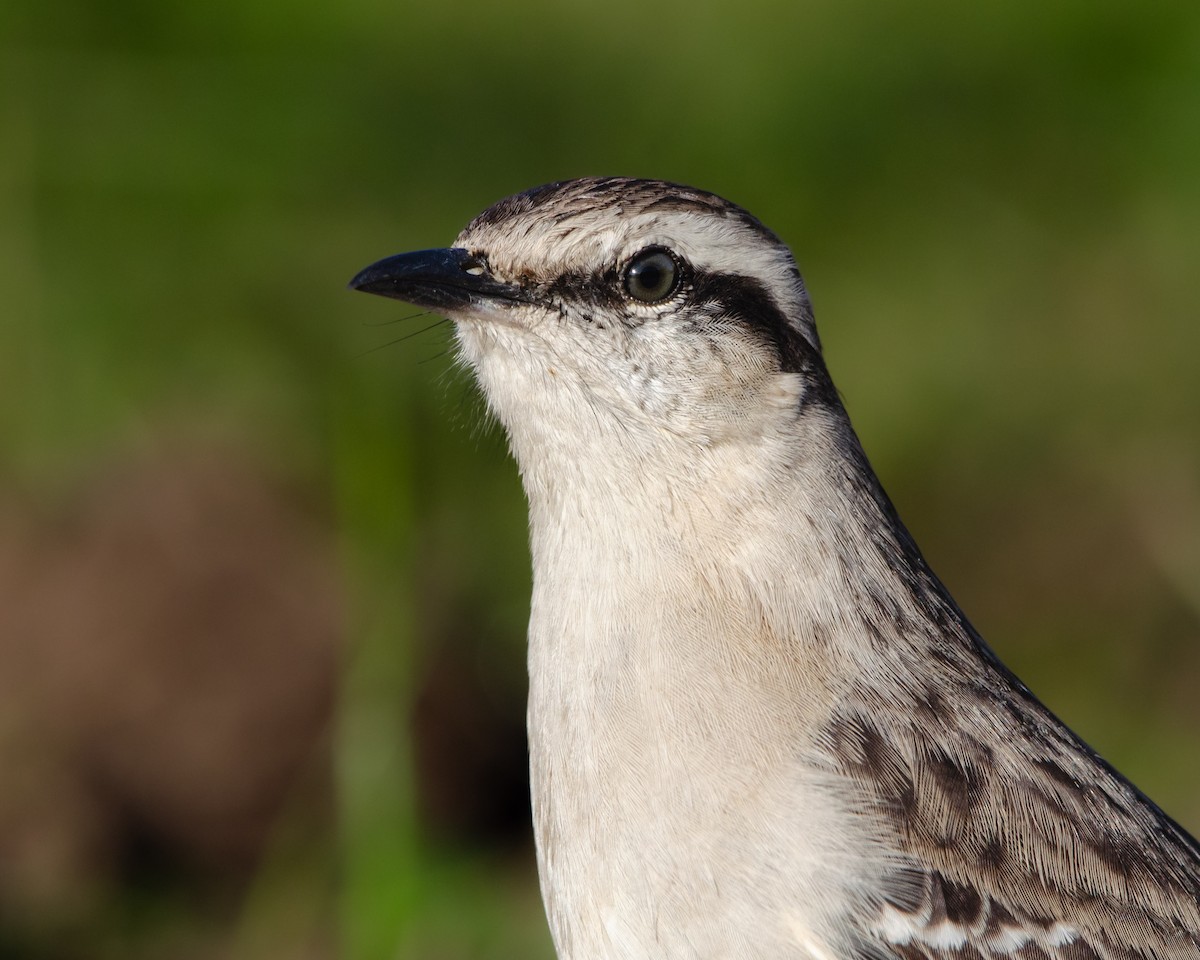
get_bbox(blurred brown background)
[2,0,1199,957]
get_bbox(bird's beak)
[348,247,527,312]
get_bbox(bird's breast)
[523,533,891,959]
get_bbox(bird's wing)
[872,867,1194,960]
[823,659,1200,960]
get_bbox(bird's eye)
[623,249,680,303]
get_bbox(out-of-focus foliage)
[2,0,1198,957]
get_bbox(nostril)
[461,252,487,277]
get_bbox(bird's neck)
[515,407,955,959]
[518,405,949,711]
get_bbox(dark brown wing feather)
[824,639,1200,960]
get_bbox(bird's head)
[351,178,837,471]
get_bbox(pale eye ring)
[623,248,681,303]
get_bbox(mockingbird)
[349,178,1200,960]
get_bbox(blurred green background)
[2,0,1199,957]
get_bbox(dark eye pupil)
[638,262,663,289]
[624,250,678,303]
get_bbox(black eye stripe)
[690,271,823,379]
[541,265,828,389]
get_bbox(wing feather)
[820,639,1200,960]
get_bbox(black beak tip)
[348,249,459,299]
[347,264,385,294]
[345,248,517,308]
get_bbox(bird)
[349,177,1200,960]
